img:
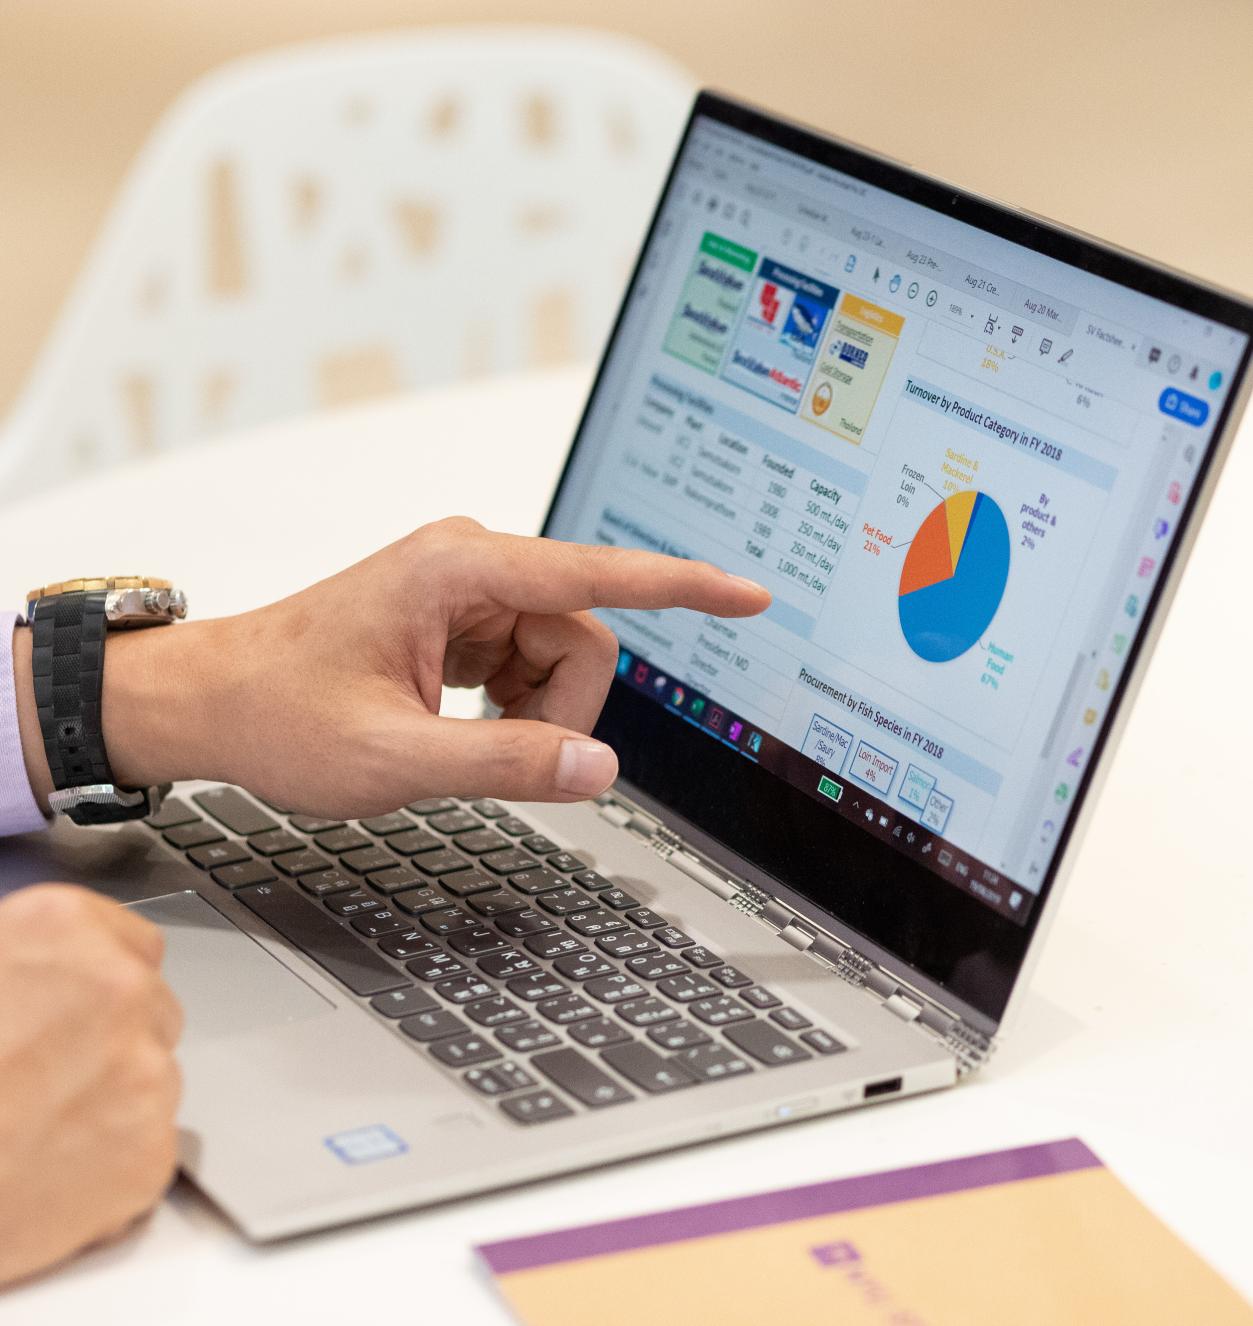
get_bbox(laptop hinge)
[597,789,995,1075]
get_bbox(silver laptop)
[5,93,1249,1242]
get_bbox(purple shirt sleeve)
[0,611,50,835]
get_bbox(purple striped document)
[478,1139,1249,1325]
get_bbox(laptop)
[4,92,1249,1242]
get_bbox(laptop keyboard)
[147,787,847,1125]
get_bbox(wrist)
[101,619,232,789]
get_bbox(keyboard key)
[341,846,400,875]
[420,906,478,936]
[569,1016,634,1049]
[537,993,599,1025]
[724,1021,812,1066]
[466,890,527,918]
[532,1047,633,1108]
[585,973,649,1004]
[470,799,508,819]
[594,931,656,958]
[482,849,539,876]
[387,829,444,856]
[537,888,597,916]
[463,1061,535,1095]
[463,996,528,1028]
[236,883,409,996]
[681,946,722,968]
[193,787,278,837]
[524,932,585,959]
[370,988,437,1019]
[398,1008,467,1042]
[495,1020,561,1053]
[274,849,333,877]
[407,798,457,815]
[299,869,357,898]
[212,859,278,890]
[506,973,569,1002]
[508,869,567,896]
[187,840,250,870]
[567,910,628,937]
[164,821,224,850]
[625,952,688,980]
[624,907,667,929]
[416,850,474,877]
[430,1032,501,1067]
[770,1007,812,1031]
[740,985,782,1010]
[453,829,511,856]
[378,932,437,960]
[553,951,615,982]
[435,974,495,1005]
[674,1043,754,1081]
[520,834,560,855]
[288,815,345,834]
[314,827,372,855]
[655,927,695,949]
[496,816,533,837]
[367,867,425,895]
[549,853,589,875]
[656,973,719,1002]
[800,1029,847,1055]
[323,888,374,916]
[599,888,640,911]
[615,997,678,1027]
[495,910,557,938]
[350,909,410,938]
[145,797,199,829]
[600,1043,697,1094]
[438,869,497,898]
[570,868,609,889]
[428,809,481,835]
[710,965,753,988]
[389,891,443,924]
[646,1020,712,1050]
[248,829,305,857]
[446,927,508,957]
[500,1090,573,1125]
[407,952,469,982]
[360,812,413,836]
[477,949,539,980]
[689,996,754,1027]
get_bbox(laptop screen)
[545,94,1252,1025]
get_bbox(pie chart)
[898,490,1010,662]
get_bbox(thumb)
[409,715,619,803]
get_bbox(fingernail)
[727,573,768,593]
[556,739,618,797]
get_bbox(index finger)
[481,533,773,618]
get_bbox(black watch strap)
[30,590,152,824]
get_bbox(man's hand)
[0,885,182,1287]
[93,519,770,817]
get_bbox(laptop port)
[863,1076,903,1099]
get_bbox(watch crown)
[143,588,169,613]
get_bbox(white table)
[2,366,1249,1321]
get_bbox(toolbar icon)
[616,651,633,677]
[1058,347,1073,364]
[984,315,998,334]
[690,697,706,719]
[708,707,724,731]
[1039,337,1053,356]
[925,289,938,307]
[1148,345,1162,364]
[1010,325,1024,344]
[747,731,762,754]
[888,274,901,294]
[907,281,919,299]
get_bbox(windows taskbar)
[614,645,1037,927]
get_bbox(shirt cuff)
[0,611,51,835]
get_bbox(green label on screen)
[699,231,758,271]
[817,775,843,803]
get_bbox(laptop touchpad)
[133,890,333,1041]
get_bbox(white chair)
[0,28,695,501]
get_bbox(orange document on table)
[477,1139,1250,1326]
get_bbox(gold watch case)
[26,575,188,627]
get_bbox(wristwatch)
[24,576,188,825]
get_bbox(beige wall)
[2,0,1250,414]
